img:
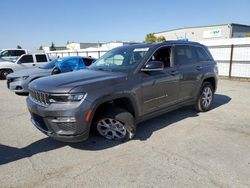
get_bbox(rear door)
[174,45,202,102]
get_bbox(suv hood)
[29,69,128,93]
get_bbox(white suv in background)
[0,53,50,79]
[0,49,28,62]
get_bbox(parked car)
[26,41,218,142]
[7,56,96,94]
[0,53,49,80]
[0,49,28,62]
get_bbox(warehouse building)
[154,23,250,41]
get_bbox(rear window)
[36,54,47,62]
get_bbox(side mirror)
[141,61,164,72]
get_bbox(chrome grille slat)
[29,89,50,106]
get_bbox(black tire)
[0,69,13,80]
[195,82,214,112]
[94,107,136,141]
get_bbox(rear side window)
[174,45,196,65]
[36,54,47,62]
[12,50,25,56]
[193,47,212,61]
[18,55,34,63]
[83,58,94,66]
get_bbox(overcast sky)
[0,0,250,49]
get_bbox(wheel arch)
[89,95,138,127]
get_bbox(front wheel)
[0,69,13,80]
[195,82,214,112]
[94,107,136,141]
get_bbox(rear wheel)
[0,69,13,80]
[94,107,136,141]
[195,82,214,112]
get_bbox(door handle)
[32,64,36,66]
[196,65,202,71]
[171,70,179,76]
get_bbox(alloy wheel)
[201,87,213,108]
[97,118,127,140]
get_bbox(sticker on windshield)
[133,48,149,52]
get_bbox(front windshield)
[40,59,59,69]
[89,46,150,72]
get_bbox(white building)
[155,23,250,41]
[66,42,101,50]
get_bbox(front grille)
[29,90,50,106]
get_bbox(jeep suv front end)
[27,89,92,142]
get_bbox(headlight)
[14,76,29,81]
[49,93,87,103]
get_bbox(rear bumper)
[26,96,92,142]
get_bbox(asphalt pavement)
[0,79,249,188]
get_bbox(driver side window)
[149,46,172,68]
[18,55,34,63]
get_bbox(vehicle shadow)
[0,94,231,165]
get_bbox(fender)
[87,93,140,126]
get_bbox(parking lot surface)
[0,79,249,188]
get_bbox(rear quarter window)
[194,46,212,61]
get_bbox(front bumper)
[26,96,92,142]
[7,79,29,93]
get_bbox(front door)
[141,46,180,114]
[17,55,36,69]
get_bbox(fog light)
[51,117,76,123]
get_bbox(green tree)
[156,36,166,42]
[38,45,43,50]
[144,33,157,43]
[16,45,22,49]
[144,33,166,43]
[50,42,56,51]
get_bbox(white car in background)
[0,49,28,62]
[0,53,50,79]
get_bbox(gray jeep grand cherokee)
[26,41,218,142]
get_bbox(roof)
[155,23,250,34]
[115,40,202,49]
